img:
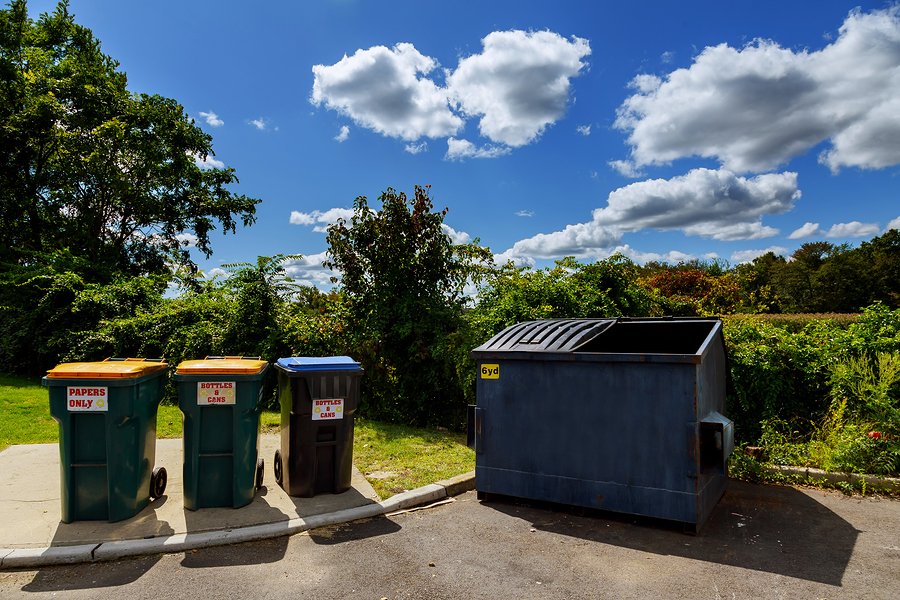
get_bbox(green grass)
[351,418,474,499]
[0,374,59,450]
[0,374,475,498]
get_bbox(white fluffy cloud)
[596,244,696,265]
[825,221,881,238]
[405,142,427,154]
[445,138,511,161]
[311,43,462,141]
[447,30,591,147]
[283,252,338,288]
[311,30,590,154]
[592,168,798,240]
[203,267,230,280]
[441,224,472,244]
[249,117,268,131]
[190,152,225,170]
[492,249,536,268]
[175,233,198,247]
[608,159,645,178]
[334,125,349,142]
[290,208,355,232]
[198,111,223,127]
[504,221,623,260]
[887,216,900,232]
[614,6,900,174]
[731,247,790,263]
[496,168,798,263]
[788,222,826,239]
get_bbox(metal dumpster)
[469,317,733,532]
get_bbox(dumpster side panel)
[694,330,730,528]
[476,358,702,523]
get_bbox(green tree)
[733,252,786,313]
[324,185,492,427]
[641,264,741,316]
[857,229,900,309]
[0,0,258,277]
[472,254,662,339]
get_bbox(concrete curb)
[767,465,900,492]
[0,472,475,570]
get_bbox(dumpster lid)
[176,356,268,374]
[45,358,167,379]
[473,319,617,353]
[276,356,362,372]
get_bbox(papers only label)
[67,387,108,411]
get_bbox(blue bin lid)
[276,356,362,372]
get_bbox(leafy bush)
[471,254,663,340]
[323,186,492,428]
[723,316,841,443]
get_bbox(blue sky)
[27,0,900,288]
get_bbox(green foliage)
[0,258,167,374]
[66,254,307,407]
[723,315,844,443]
[0,0,258,276]
[641,264,741,316]
[725,307,900,477]
[323,186,492,428]
[472,254,662,340]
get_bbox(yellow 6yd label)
[481,364,499,379]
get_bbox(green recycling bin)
[175,356,268,510]
[44,358,169,523]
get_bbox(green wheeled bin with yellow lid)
[43,358,169,523]
[174,356,269,510]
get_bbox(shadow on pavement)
[179,536,289,568]
[48,494,177,546]
[308,515,403,545]
[21,555,163,591]
[481,480,858,587]
[181,484,292,534]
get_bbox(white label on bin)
[67,387,108,411]
[197,382,236,405]
[312,398,343,420]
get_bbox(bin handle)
[204,356,262,361]
[103,357,164,363]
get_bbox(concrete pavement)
[0,435,474,569]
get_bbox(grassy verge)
[0,374,59,449]
[1,374,474,499]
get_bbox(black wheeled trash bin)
[44,358,169,523]
[274,357,363,497]
[470,317,734,533]
[174,356,269,510]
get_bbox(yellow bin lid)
[176,356,268,375]
[46,358,168,379]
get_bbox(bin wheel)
[274,449,283,485]
[256,458,264,490]
[151,467,167,499]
